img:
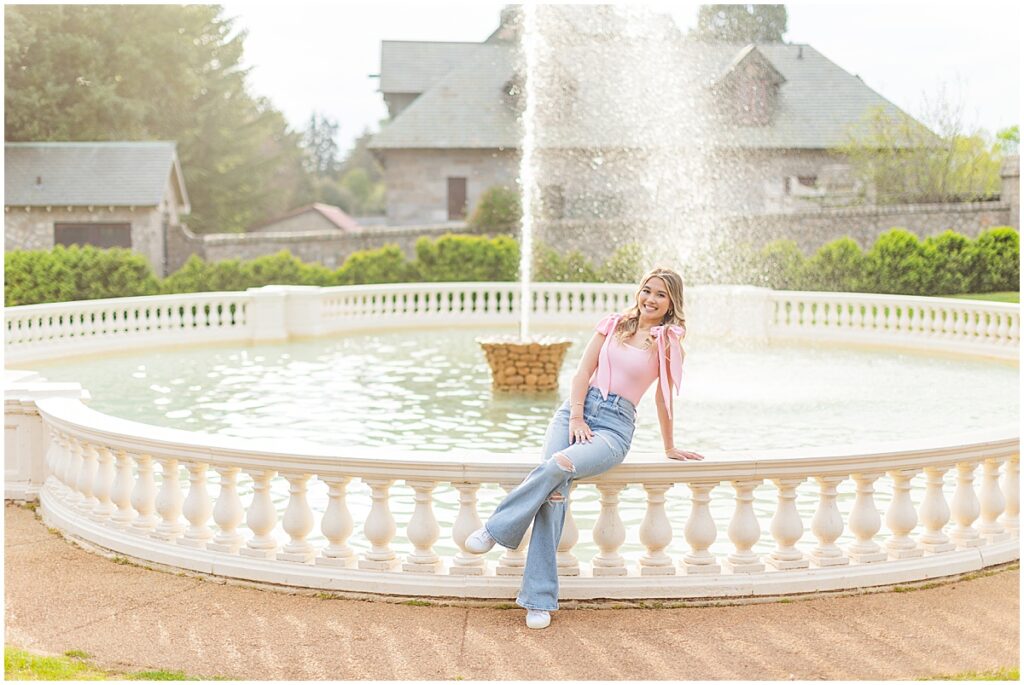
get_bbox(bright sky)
[221,1,1021,153]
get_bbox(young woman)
[466,267,704,629]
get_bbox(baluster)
[638,483,675,575]
[403,480,442,573]
[681,481,720,574]
[985,311,999,342]
[89,445,116,521]
[953,307,967,338]
[317,476,355,567]
[109,449,136,527]
[1000,455,1019,537]
[359,478,399,570]
[964,308,980,338]
[884,304,898,330]
[278,473,315,563]
[178,462,214,548]
[152,457,184,541]
[897,303,911,333]
[169,304,183,329]
[767,478,808,570]
[948,461,985,548]
[978,458,1010,543]
[130,453,159,533]
[1005,313,1019,346]
[557,483,580,576]
[592,483,628,576]
[51,431,70,494]
[450,482,486,575]
[43,428,59,487]
[809,475,848,566]
[847,472,887,562]
[838,302,851,328]
[76,442,99,512]
[208,467,244,553]
[919,466,955,553]
[850,302,863,329]
[496,480,531,576]
[241,469,279,558]
[885,469,923,558]
[826,302,839,327]
[723,479,764,573]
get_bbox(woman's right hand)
[568,417,593,444]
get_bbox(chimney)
[797,45,803,59]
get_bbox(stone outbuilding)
[4,141,190,276]
[247,203,362,234]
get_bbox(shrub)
[415,234,519,282]
[802,237,865,292]
[970,226,1019,293]
[862,228,927,294]
[468,185,521,232]
[532,242,599,282]
[756,240,807,290]
[336,245,415,284]
[161,254,250,293]
[599,243,646,283]
[4,245,159,306]
[921,230,975,295]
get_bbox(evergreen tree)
[690,4,788,43]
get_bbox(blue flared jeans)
[485,386,637,611]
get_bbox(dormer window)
[713,45,785,126]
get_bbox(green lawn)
[4,647,216,681]
[924,666,1020,680]
[948,292,1020,303]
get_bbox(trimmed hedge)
[5,228,1019,306]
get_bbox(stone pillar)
[1001,154,1019,230]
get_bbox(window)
[447,177,467,220]
[55,223,132,248]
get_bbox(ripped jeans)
[485,386,636,611]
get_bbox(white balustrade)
[767,478,808,570]
[76,441,99,512]
[130,453,159,533]
[1000,456,1019,537]
[638,483,675,575]
[152,458,184,541]
[592,483,628,576]
[359,478,399,570]
[317,476,355,567]
[978,458,1010,543]
[847,472,887,563]
[809,476,848,567]
[885,469,923,559]
[450,482,486,576]
[9,283,1020,600]
[949,462,985,549]
[240,469,278,558]
[179,462,214,548]
[208,467,244,553]
[278,473,315,563]
[682,481,721,574]
[918,466,955,553]
[724,479,764,573]
[110,450,136,527]
[403,480,442,573]
[89,445,116,521]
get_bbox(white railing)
[35,395,1019,598]
[6,283,1018,363]
[5,283,1020,599]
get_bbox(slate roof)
[5,141,190,209]
[370,39,917,151]
[379,40,484,94]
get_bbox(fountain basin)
[477,335,572,391]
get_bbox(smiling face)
[637,276,673,323]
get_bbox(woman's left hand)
[666,447,704,461]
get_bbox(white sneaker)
[526,609,551,629]
[465,526,496,554]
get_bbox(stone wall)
[4,206,167,275]
[197,224,472,269]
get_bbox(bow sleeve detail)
[650,324,685,419]
[593,314,620,400]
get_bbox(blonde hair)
[614,267,686,343]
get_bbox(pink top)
[588,313,686,418]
